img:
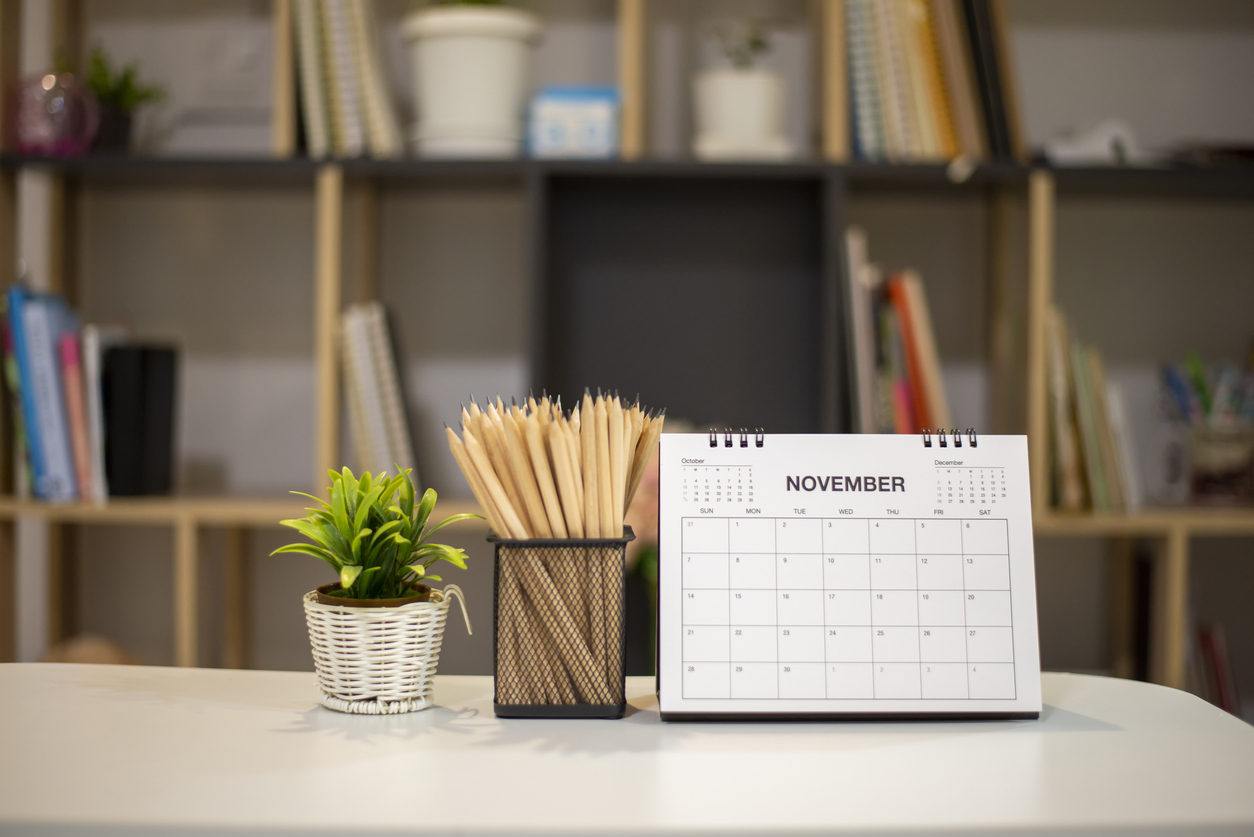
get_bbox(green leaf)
[329,478,352,542]
[350,528,372,563]
[405,564,426,579]
[270,543,342,571]
[399,467,416,519]
[420,513,485,543]
[341,467,361,523]
[413,488,437,539]
[340,564,363,590]
[353,484,385,536]
[289,490,330,509]
[422,575,442,582]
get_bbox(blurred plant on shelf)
[708,19,771,70]
[693,19,793,161]
[79,48,164,152]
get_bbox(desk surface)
[1,665,1251,836]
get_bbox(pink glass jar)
[11,72,99,156]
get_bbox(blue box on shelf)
[527,86,619,160]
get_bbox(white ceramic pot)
[692,68,793,161]
[402,6,541,158]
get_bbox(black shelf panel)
[535,174,831,434]
[1051,165,1254,198]
[4,153,1253,196]
[0,154,320,185]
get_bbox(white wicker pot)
[693,68,793,161]
[304,584,471,714]
[402,6,541,158]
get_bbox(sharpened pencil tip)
[585,386,591,396]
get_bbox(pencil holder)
[490,527,634,718]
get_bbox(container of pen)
[490,527,634,718]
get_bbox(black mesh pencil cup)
[490,527,634,718]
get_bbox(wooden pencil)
[547,419,584,538]
[502,410,553,539]
[580,392,600,538]
[462,427,530,539]
[608,395,625,537]
[595,394,615,536]
[445,425,507,537]
[526,412,568,538]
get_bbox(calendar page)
[657,432,1041,720]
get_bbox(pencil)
[581,391,600,538]
[595,393,614,536]
[526,411,568,538]
[548,419,584,538]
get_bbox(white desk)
[0,665,1251,836]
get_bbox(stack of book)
[293,0,403,159]
[1045,304,1141,513]
[841,0,1024,162]
[3,287,177,503]
[340,302,415,478]
[845,227,952,434]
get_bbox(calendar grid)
[681,516,1016,701]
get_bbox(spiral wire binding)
[755,428,764,447]
[922,429,932,447]
[968,428,978,447]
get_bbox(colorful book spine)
[6,287,47,495]
[59,333,94,503]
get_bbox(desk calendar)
[657,432,1041,720]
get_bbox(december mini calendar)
[657,431,1041,720]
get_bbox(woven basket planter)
[303,584,470,715]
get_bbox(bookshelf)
[0,1,1246,691]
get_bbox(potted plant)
[274,467,482,714]
[82,48,164,153]
[402,0,541,158]
[693,20,793,161]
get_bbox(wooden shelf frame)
[0,0,1248,685]
[1024,169,1254,691]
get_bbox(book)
[341,304,393,473]
[1,298,31,498]
[898,0,940,160]
[1045,306,1084,510]
[1105,380,1143,512]
[844,227,878,433]
[986,0,1026,161]
[870,0,915,160]
[139,347,177,495]
[345,0,403,159]
[58,333,94,504]
[886,275,930,432]
[21,293,78,501]
[899,270,951,428]
[1070,337,1108,512]
[320,0,365,158]
[1087,349,1126,511]
[82,325,128,503]
[101,345,178,497]
[361,302,415,477]
[846,0,886,160]
[910,0,959,159]
[102,347,145,497]
[960,0,1008,159]
[293,0,331,158]
[928,0,986,159]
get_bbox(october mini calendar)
[657,432,1041,720]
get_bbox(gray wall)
[42,1,1254,714]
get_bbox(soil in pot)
[314,582,433,608]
